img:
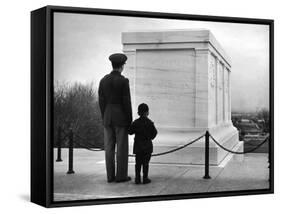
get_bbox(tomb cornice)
[122,30,231,66]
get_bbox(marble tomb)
[122,29,242,165]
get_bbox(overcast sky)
[54,12,269,112]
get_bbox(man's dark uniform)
[98,53,132,182]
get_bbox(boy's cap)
[138,103,149,115]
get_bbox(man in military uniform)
[98,53,132,183]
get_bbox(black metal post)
[203,131,211,179]
[67,129,75,174]
[56,126,62,162]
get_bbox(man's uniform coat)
[98,70,132,126]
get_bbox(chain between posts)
[73,132,205,157]
[209,133,269,154]
[58,129,270,178]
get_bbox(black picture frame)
[31,5,274,208]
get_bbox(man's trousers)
[104,126,129,181]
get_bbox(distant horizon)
[232,108,269,113]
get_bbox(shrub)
[54,82,104,149]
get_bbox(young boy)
[128,103,158,184]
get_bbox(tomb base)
[129,124,241,165]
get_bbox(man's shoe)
[143,178,151,184]
[107,178,115,183]
[115,176,131,183]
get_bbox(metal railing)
[55,129,270,179]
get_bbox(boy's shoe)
[135,177,141,184]
[143,178,151,184]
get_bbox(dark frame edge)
[45,5,273,24]
[46,5,54,207]
[31,6,50,208]
[48,189,272,208]
[269,20,274,193]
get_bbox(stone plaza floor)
[53,149,269,201]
